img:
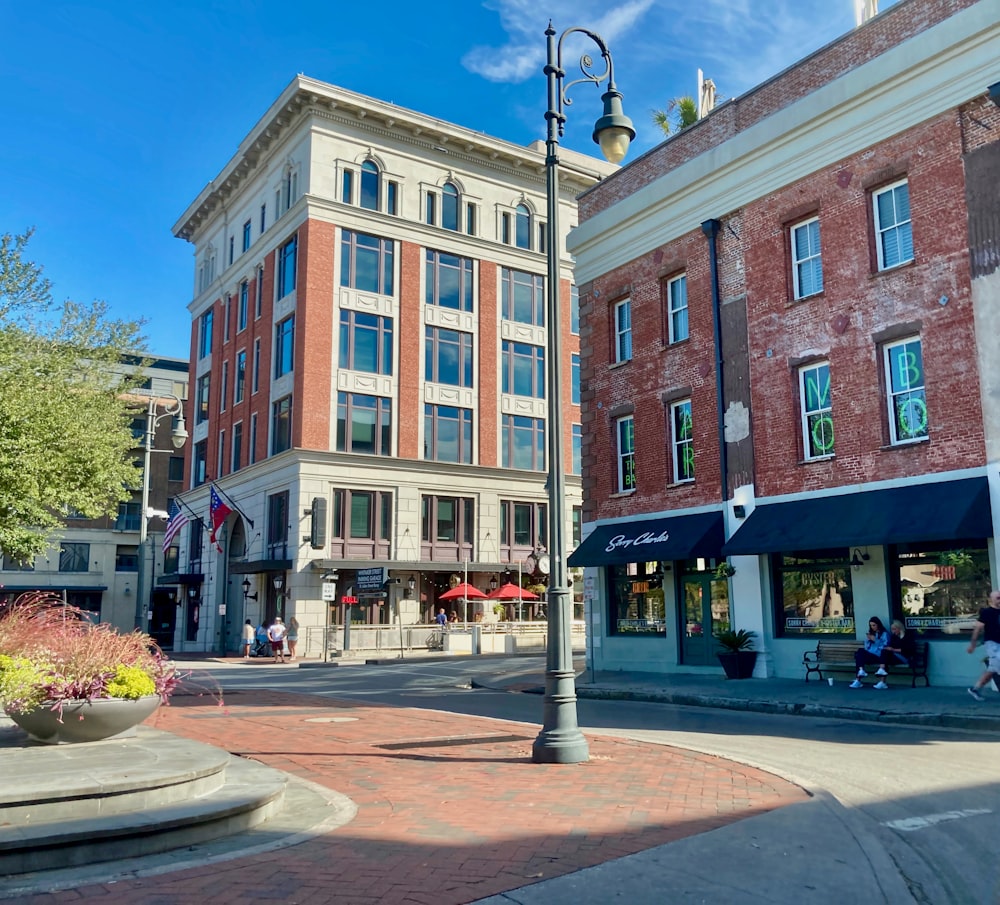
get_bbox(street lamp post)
[534,22,634,765]
[135,393,188,630]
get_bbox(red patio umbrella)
[487,582,540,601]
[438,582,487,601]
[438,581,487,623]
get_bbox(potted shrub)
[0,592,181,743]
[715,628,758,679]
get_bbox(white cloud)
[463,0,655,84]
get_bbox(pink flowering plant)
[0,592,180,720]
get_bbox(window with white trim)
[884,337,927,444]
[340,310,393,376]
[873,179,913,270]
[340,230,394,296]
[424,404,473,464]
[235,350,246,404]
[614,299,632,363]
[274,315,294,378]
[198,309,213,359]
[501,415,544,470]
[799,362,834,459]
[271,395,292,454]
[277,234,297,299]
[337,393,393,456]
[442,182,459,231]
[666,274,688,343]
[238,280,248,332]
[617,415,635,492]
[360,160,379,211]
[671,400,694,482]
[426,251,474,312]
[791,217,823,299]
[502,341,545,399]
[425,326,473,387]
[501,268,544,326]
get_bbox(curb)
[468,678,1000,735]
[571,686,1000,734]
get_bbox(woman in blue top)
[851,617,891,689]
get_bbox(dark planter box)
[718,650,758,679]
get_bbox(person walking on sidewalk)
[851,617,891,689]
[966,590,1000,701]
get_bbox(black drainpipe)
[701,218,727,504]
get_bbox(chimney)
[855,0,878,26]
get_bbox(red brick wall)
[478,260,499,467]
[745,112,983,496]
[582,107,987,518]
[397,240,423,460]
[580,0,980,220]
[297,221,334,450]
[581,227,724,522]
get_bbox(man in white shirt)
[267,617,288,664]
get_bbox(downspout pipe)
[701,218,727,504]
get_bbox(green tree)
[0,229,147,561]
[652,96,699,137]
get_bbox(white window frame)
[873,179,914,271]
[799,362,834,460]
[670,400,694,483]
[614,298,632,363]
[883,336,927,445]
[666,274,688,343]
[616,415,635,493]
[791,217,823,299]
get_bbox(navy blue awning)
[569,511,724,567]
[723,476,993,555]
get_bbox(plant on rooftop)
[0,591,180,721]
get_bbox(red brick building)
[569,0,1000,684]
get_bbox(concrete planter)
[8,695,160,744]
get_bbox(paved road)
[199,657,1000,904]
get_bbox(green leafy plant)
[714,562,736,579]
[715,628,756,652]
[0,592,181,719]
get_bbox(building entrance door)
[680,574,730,666]
[149,590,177,651]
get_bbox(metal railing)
[302,621,586,660]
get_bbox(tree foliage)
[652,96,699,137]
[0,229,147,561]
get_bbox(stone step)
[0,755,286,876]
[0,733,232,824]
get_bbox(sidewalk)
[478,664,1000,735]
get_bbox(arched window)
[515,204,531,249]
[360,161,379,211]
[442,182,459,232]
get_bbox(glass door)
[680,574,731,666]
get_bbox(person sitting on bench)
[851,616,891,689]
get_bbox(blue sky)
[1,0,897,360]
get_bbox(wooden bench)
[803,637,930,687]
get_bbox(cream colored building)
[169,76,614,653]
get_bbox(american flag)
[162,499,189,553]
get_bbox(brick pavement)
[21,689,809,905]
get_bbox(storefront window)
[892,543,991,638]
[773,550,854,635]
[608,562,666,635]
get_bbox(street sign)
[355,567,386,592]
[322,582,337,601]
